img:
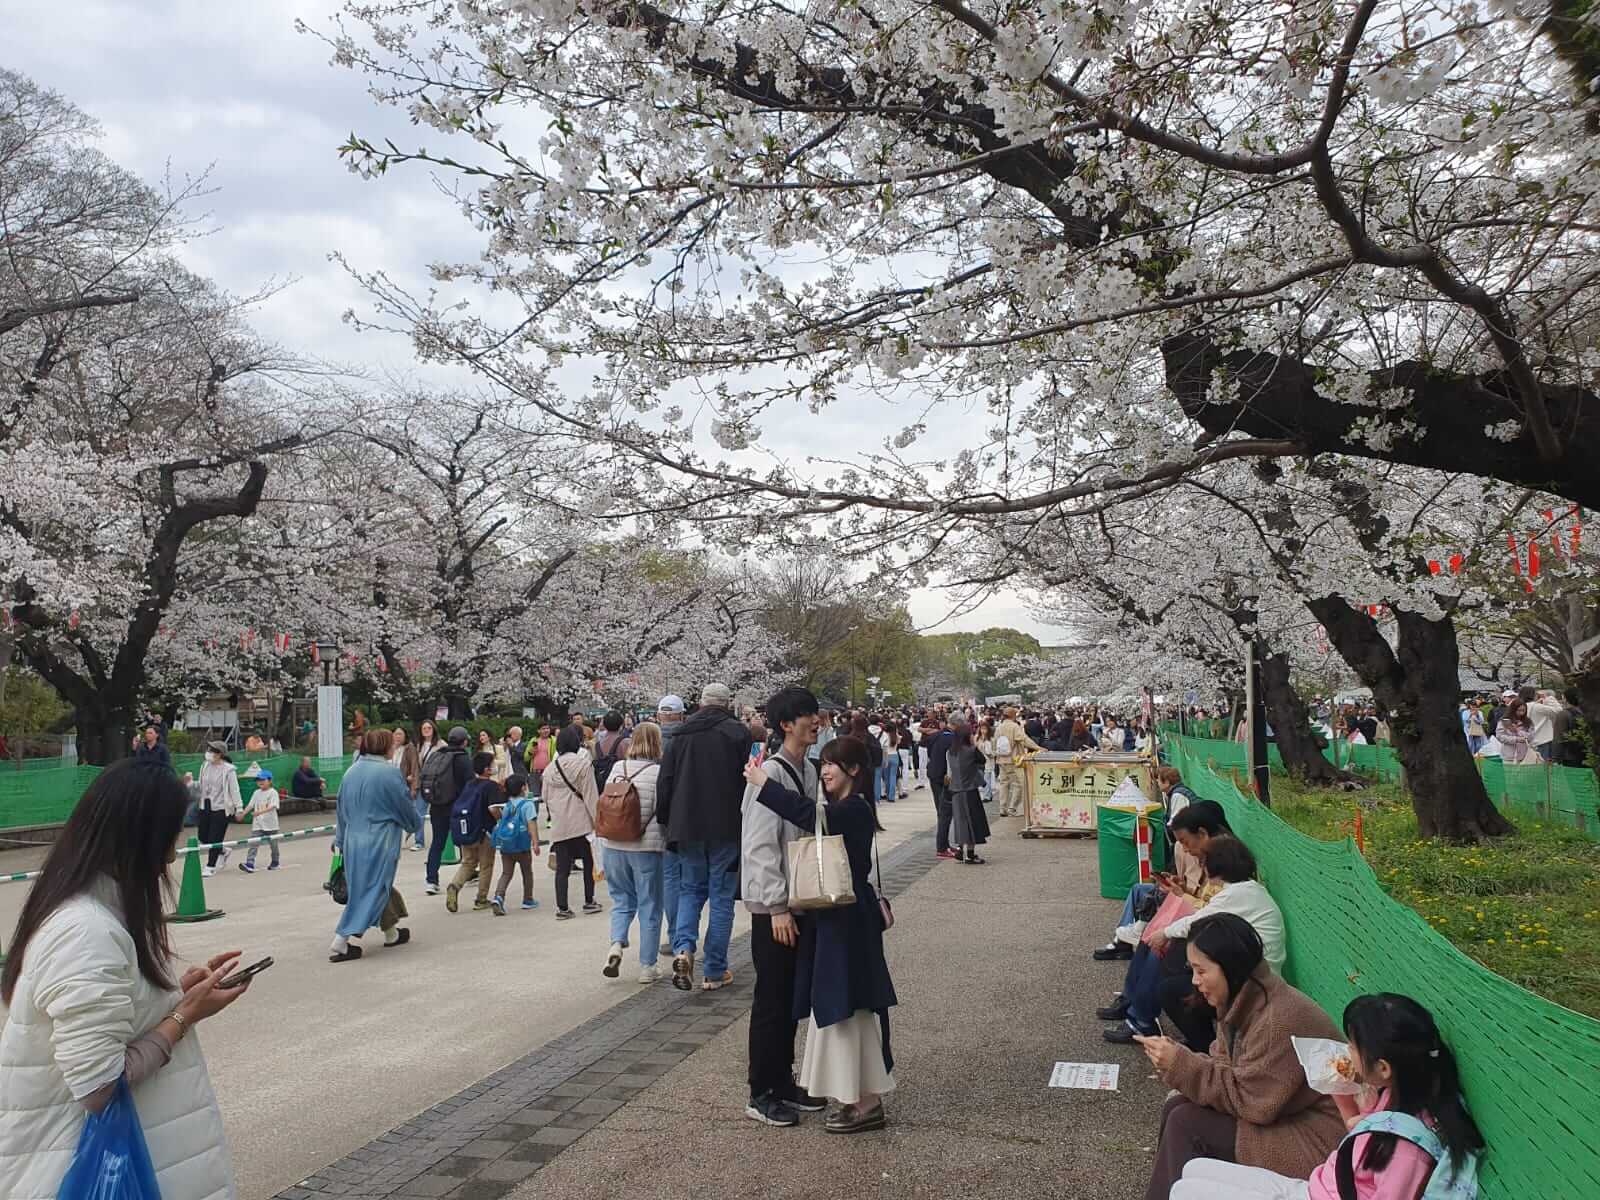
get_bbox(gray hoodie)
[740,748,813,915]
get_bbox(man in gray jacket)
[740,686,826,1127]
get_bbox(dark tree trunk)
[1162,336,1600,512]
[1311,599,1513,840]
[1573,644,1600,788]
[74,702,135,767]
[1257,648,1345,784]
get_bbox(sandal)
[329,944,364,963]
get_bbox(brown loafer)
[825,1103,886,1134]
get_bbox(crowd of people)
[0,691,1488,1200]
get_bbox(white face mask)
[204,751,217,764]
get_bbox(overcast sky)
[5,0,1070,643]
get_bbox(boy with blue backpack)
[446,752,502,913]
[490,775,541,915]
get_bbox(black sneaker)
[744,1092,799,1128]
[1093,942,1134,961]
[582,900,603,914]
[555,908,575,921]
[1095,1002,1130,1021]
[785,1085,826,1113]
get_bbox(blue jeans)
[1117,882,1160,932]
[673,840,739,977]
[878,754,899,803]
[661,848,681,945]
[1466,735,1485,755]
[413,795,428,848]
[1121,944,1164,1033]
[604,848,664,967]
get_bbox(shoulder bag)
[785,795,855,911]
[874,829,893,931]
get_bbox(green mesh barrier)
[0,754,357,830]
[1163,731,1597,841]
[1164,735,1600,1200]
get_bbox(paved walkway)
[276,816,1167,1200]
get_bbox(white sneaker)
[638,964,660,984]
[1115,921,1147,946]
[217,848,232,869]
[201,867,215,878]
[603,942,624,979]
[425,882,440,895]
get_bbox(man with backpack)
[591,710,631,793]
[993,706,1041,818]
[740,686,826,1127]
[656,682,750,992]
[420,726,473,895]
[446,751,503,913]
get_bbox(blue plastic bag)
[58,1076,160,1200]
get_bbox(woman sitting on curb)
[1170,993,1484,1199]
[1101,835,1283,1046]
[1136,913,1345,1200]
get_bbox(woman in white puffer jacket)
[0,759,253,1200]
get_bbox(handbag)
[58,1076,161,1200]
[324,853,348,905]
[874,830,893,931]
[785,797,855,911]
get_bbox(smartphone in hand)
[218,956,274,989]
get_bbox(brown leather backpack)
[595,763,644,841]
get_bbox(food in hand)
[1332,1055,1356,1081]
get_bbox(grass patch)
[1269,773,1600,1020]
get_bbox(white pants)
[1170,1160,1310,1200]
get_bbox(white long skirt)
[798,1010,896,1105]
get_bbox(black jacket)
[656,705,750,846]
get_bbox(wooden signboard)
[1022,752,1157,837]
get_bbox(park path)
[267,813,1167,1200]
[0,785,934,1199]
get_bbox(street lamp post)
[315,636,344,762]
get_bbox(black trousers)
[198,808,230,867]
[931,778,953,853]
[553,836,595,910]
[748,914,800,1100]
[425,806,453,885]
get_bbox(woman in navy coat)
[743,734,897,1134]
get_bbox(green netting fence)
[0,753,357,832]
[1160,726,1599,841]
[1163,735,1600,1200]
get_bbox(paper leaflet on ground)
[1048,1062,1120,1090]
[1103,776,1150,808]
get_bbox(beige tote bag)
[785,797,855,911]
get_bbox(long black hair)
[819,735,885,831]
[1342,994,1484,1178]
[1187,912,1266,1012]
[2,760,189,1004]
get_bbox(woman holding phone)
[0,759,252,1199]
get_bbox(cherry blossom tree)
[0,71,343,761]
[319,0,1600,519]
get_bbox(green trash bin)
[1096,802,1168,900]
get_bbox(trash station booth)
[1020,751,1166,899]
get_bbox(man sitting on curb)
[741,686,829,1127]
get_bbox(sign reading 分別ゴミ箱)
[1023,754,1154,833]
